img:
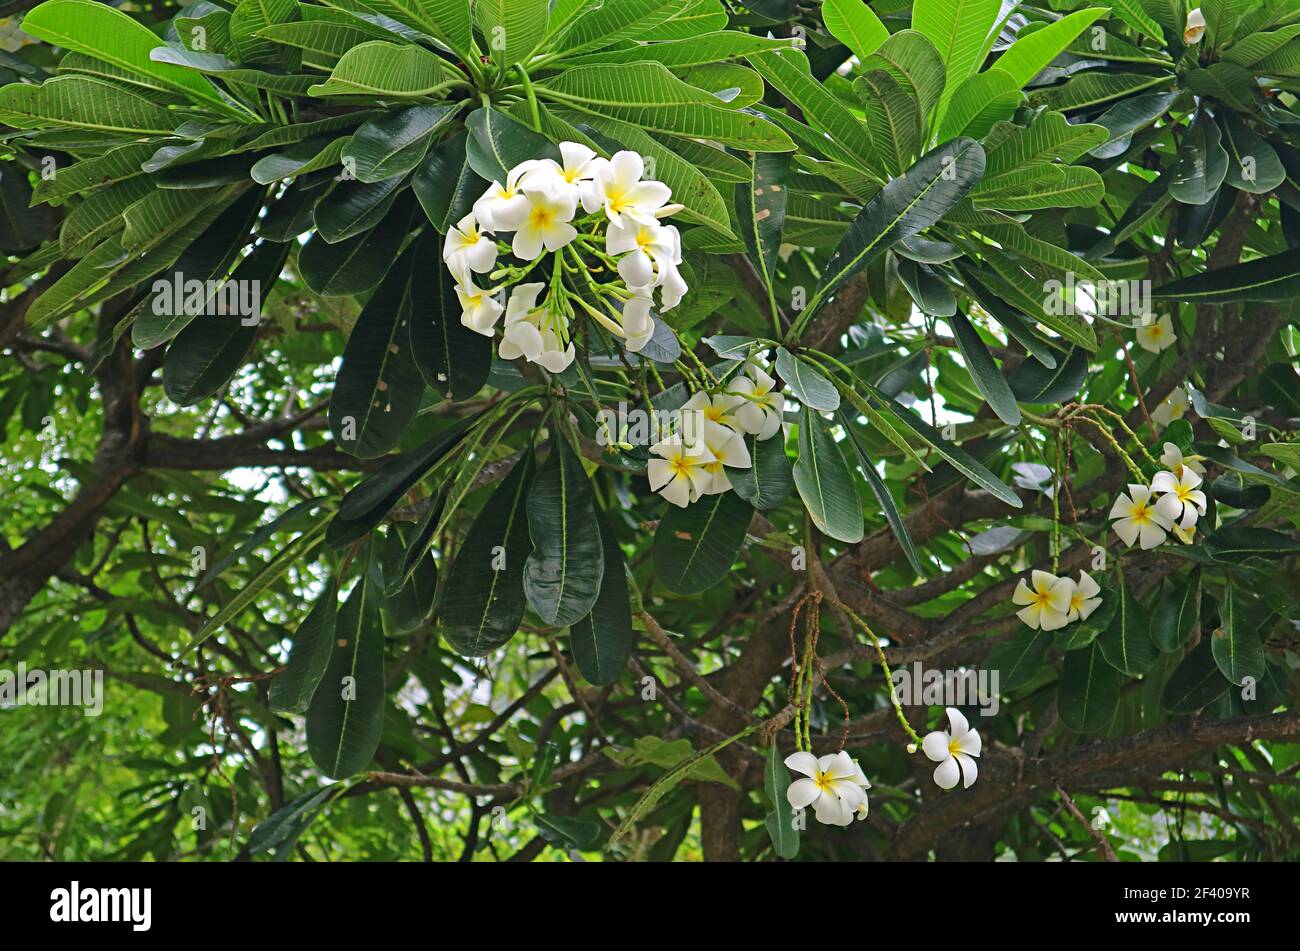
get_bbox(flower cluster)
[1109,443,1208,548]
[922,707,981,790]
[1012,569,1102,631]
[646,353,785,507]
[442,143,687,373]
[784,750,872,826]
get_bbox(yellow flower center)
[529,205,554,229]
[947,738,961,756]
[1127,500,1154,524]
[814,771,834,792]
[635,228,655,250]
[607,187,628,212]
[670,454,690,475]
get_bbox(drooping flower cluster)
[442,143,687,373]
[784,750,872,826]
[646,352,786,507]
[922,707,981,790]
[1012,569,1102,631]
[1109,444,1208,548]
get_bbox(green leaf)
[947,309,1020,425]
[775,347,839,411]
[161,241,289,406]
[1219,113,1286,194]
[935,68,1021,144]
[912,0,1002,123]
[245,787,336,857]
[328,238,425,458]
[856,68,924,175]
[571,509,634,685]
[335,417,473,525]
[297,200,412,297]
[345,103,457,183]
[822,0,887,62]
[729,432,793,512]
[22,0,233,109]
[1152,248,1300,304]
[362,0,473,60]
[465,105,560,182]
[748,48,876,164]
[839,410,925,575]
[0,75,181,135]
[1211,583,1265,686]
[441,454,535,657]
[737,151,790,299]
[476,0,548,66]
[408,231,492,401]
[1163,638,1231,714]
[794,406,863,543]
[812,138,985,314]
[995,8,1107,87]
[309,40,461,97]
[985,626,1052,691]
[1058,641,1120,732]
[539,62,794,151]
[412,130,483,232]
[1008,347,1088,404]
[306,563,386,779]
[523,438,604,625]
[1170,111,1229,206]
[1149,570,1199,652]
[653,489,753,595]
[763,743,799,859]
[269,578,339,713]
[1097,569,1158,675]
[313,175,404,244]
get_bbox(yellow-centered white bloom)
[647,428,715,508]
[472,162,538,231]
[606,219,683,293]
[496,282,575,373]
[1184,7,1206,44]
[442,213,496,282]
[519,141,605,197]
[784,750,871,827]
[1011,569,1074,631]
[683,390,745,429]
[456,278,503,335]
[511,187,578,261]
[580,150,672,228]
[1152,385,1191,427]
[1066,570,1103,623]
[921,707,981,790]
[1160,442,1206,478]
[698,419,752,495]
[1135,313,1177,353]
[729,365,785,440]
[1109,483,1174,549]
[1152,467,1208,531]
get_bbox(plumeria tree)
[1,0,1298,862]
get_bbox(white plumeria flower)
[784,750,871,827]
[657,258,689,311]
[606,219,681,291]
[1135,313,1177,353]
[647,429,715,508]
[442,213,497,282]
[619,287,655,353]
[511,186,578,261]
[1152,467,1208,531]
[1109,483,1174,549]
[729,366,785,440]
[472,162,537,231]
[580,150,672,228]
[1152,385,1191,427]
[456,278,504,335]
[1012,569,1074,631]
[683,390,745,429]
[1184,7,1206,44]
[1066,570,1103,623]
[921,707,981,790]
[1160,442,1206,478]
[496,283,575,373]
[698,419,752,494]
[519,141,605,197]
